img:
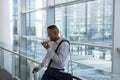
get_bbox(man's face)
[47,29,56,41]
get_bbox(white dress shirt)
[38,38,70,70]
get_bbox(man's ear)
[54,32,57,35]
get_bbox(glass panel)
[26,12,36,36]
[70,44,112,79]
[26,60,46,80]
[15,55,20,78]
[55,0,113,45]
[13,16,18,35]
[25,0,47,11]
[25,10,47,37]
[55,0,66,4]
[55,0,75,4]
[13,35,19,50]
[26,40,46,60]
[0,48,4,68]
[13,0,18,14]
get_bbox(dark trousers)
[41,73,53,80]
[41,73,58,80]
[41,67,64,80]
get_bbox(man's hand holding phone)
[32,67,40,73]
[41,42,50,49]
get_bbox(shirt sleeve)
[38,41,69,68]
[38,47,54,68]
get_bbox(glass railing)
[69,41,120,80]
[0,41,120,80]
[0,42,45,80]
[28,39,118,80]
[0,42,83,80]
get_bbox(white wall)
[0,0,13,44]
[0,0,13,75]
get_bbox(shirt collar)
[56,38,64,44]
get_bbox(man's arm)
[33,42,53,73]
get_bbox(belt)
[48,67,64,72]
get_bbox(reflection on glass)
[13,16,18,35]
[26,40,46,60]
[55,0,113,44]
[70,44,112,79]
[15,55,20,78]
[26,10,47,37]
[13,0,18,13]
[55,0,75,4]
[13,36,19,49]
[25,0,47,11]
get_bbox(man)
[33,25,70,80]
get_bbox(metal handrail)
[22,36,112,49]
[0,46,40,64]
[70,41,112,49]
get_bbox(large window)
[55,0,113,44]
[12,0,113,80]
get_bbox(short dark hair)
[47,25,59,33]
[47,25,57,29]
